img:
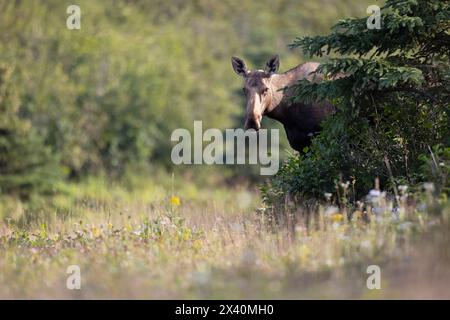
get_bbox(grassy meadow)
[1,175,449,299]
[1,0,449,300]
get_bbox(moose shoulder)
[231,55,335,152]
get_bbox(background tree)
[0,0,372,181]
[0,65,60,199]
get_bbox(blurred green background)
[0,0,373,198]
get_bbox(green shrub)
[0,65,61,199]
[264,0,450,204]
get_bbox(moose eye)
[242,88,247,95]
[261,87,269,95]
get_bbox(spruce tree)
[268,0,449,200]
[0,65,60,199]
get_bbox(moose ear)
[231,56,248,77]
[265,55,280,74]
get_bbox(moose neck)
[264,73,295,124]
[264,62,321,125]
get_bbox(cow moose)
[231,55,335,152]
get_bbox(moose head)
[231,55,280,131]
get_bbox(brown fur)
[232,56,335,152]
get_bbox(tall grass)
[0,175,449,299]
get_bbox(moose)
[231,55,335,152]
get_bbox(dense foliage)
[265,0,449,204]
[0,66,60,199]
[0,0,371,197]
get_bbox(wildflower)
[367,189,385,206]
[170,195,181,206]
[330,213,344,223]
[182,228,192,241]
[324,193,332,201]
[192,239,202,251]
[92,226,102,238]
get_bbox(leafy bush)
[0,65,61,199]
[0,0,372,179]
[264,0,450,204]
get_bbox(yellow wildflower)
[170,195,181,206]
[193,239,202,251]
[92,226,102,238]
[330,213,344,223]
[182,228,192,241]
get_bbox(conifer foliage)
[266,0,450,201]
[0,66,60,199]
